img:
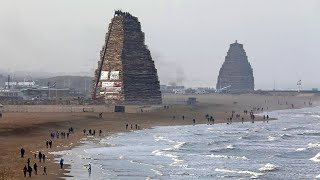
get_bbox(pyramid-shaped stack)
[216,41,254,93]
[93,11,162,104]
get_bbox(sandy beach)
[0,93,318,180]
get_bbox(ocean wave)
[207,154,249,160]
[280,134,293,139]
[259,163,279,171]
[308,143,320,148]
[282,127,306,131]
[215,168,263,178]
[210,145,235,153]
[310,153,320,162]
[311,115,320,118]
[267,136,278,141]
[298,131,320,136]
[173,142,187,149]
[226,144,235,149]
[154,135,175,143]
[151,169,164,176]
[296,148,307,152]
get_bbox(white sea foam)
[173,142,187,149]
[310,153,320,162]
[259,163,279,171]
[154,135,175,143]
[151,169,164,176]
[215,168,263,178]
[296,148,307,152]
[308,143,320,148]
[226,145,235,149]
[267,136,278,141]
[207,154,249,160]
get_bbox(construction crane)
[92,12,117,100]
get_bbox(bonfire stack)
[93,12,162,104]
[216,41,254,93]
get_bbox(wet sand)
[0,94,317,180]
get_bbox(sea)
[54,106,320,180]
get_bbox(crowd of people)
[20,126,75,177]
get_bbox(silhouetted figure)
[27,158,30,166]
[88,164,91,174]
[23,165,27,177]
[242,117,244,124]
[83,129,86,135]
[49,140,52,148]
[126,124,128,129]
[46,141,49,148]
[99,129,102,136]
[33,163,38,175]
[135,124,138,129]
[21,148,25,158]
[39,152,42,163]
[27,165,32,177]
[193,119,196,125]
[42,154,46,163]
[89,129,92,135]
[182,115,185,120]
[43,166,47,175]
[60,159,64,169]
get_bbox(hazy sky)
[0,0,319,89]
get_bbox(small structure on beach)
[216,41,254,93]
[114,106,125,113]
[187,97,197,105]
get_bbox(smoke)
[175,67,185,85]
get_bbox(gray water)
[55,107,320,179]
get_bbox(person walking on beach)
[182,115,185,120]
[33,163,38,175]
[27,165,32,177]
[21,148,25,158]
[27,158,30,166]
[88,163,92,174]
[49,140,52,148]
[83,129,86,135]
[39,152,42,163]
[126,124,128,130]
[42,154,46,163]
[99,129,102,136]
[60,158,64,169]
[23,165,27,177]
[193,119,196,125]
[242,117,244,124]
[46,141,49,148]
[43,166,47,175]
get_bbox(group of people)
[205,114,215,125]
[83,129,103,136]
[45,140,53,148]
[20,126,75,177]
[125,124,140,130]
[21,148,47,177]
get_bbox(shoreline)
[0,94,317,180]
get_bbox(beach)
[0,93,317,180]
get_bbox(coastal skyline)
[0,0,319,89]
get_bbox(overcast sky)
[0,0,319,89]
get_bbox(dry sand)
[0,93,318,180]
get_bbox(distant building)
[216,41,254,93]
